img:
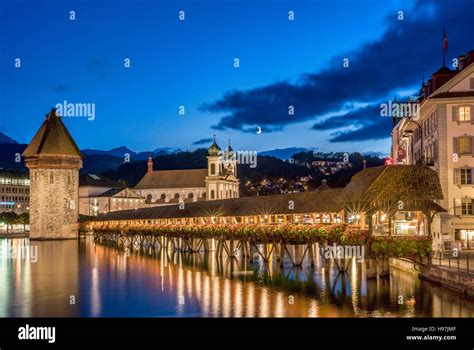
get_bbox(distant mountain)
[82,146,137,158]
[0,132,18,144]
[82,146,181,161]
[259,147,308,160]
[0,143,27,170]
[152,147,181,155]
[81,154,125,174]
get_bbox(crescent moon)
[257,126,262,134]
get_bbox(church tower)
[205,133,240,200]
[23,109,83,239]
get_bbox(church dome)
[208,139,221,156]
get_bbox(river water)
[0,237,473,317]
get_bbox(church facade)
[134,136,240,205]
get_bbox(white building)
[134,136,240,205]
[0,170,30,214]
[392,50,474,251]
[79,174,144,215]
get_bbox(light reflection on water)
[0,237,473,317]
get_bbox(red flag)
[443,29,448,54]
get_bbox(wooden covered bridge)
[86,165,444,270]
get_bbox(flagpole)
[443,27,447,68]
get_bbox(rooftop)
[95,188,344,221]
[134,168,208,190]
[79,174,125,188]
[23,109,83,158]
[93,165,445,222]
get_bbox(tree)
[17,212,29,232]
[0,212,18,233]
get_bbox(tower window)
[211,163,216,175]
[211,190,215,199]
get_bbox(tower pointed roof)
[207,131,221,156]
[226,136,234,153]
[23,108,83,158]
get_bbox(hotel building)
[392,50,474,250]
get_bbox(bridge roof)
[94,188,344,221]
[340,165,443,205]
[92,165,445,222]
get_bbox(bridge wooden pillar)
[308,243,315,267]
[279,243,285,267]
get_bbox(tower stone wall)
[26,156,82,239]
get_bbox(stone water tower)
[23,109,83,239]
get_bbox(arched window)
[210,163,216,175]
[202,192,206,199]
[211,190,215,199]
[145,194,152,204]
[160,194,166,200]
[174,193,180,200]
[188,193,194,199]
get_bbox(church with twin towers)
[134,133,240,205]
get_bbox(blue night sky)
[0,0,473,154]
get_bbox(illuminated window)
[459,136,472,154]
[459,106,471,121]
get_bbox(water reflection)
[0,237,473,317]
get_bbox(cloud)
[201,0,473,142]
[192,137,213,145]
[314,104,393,142]
[51,84,71,92]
